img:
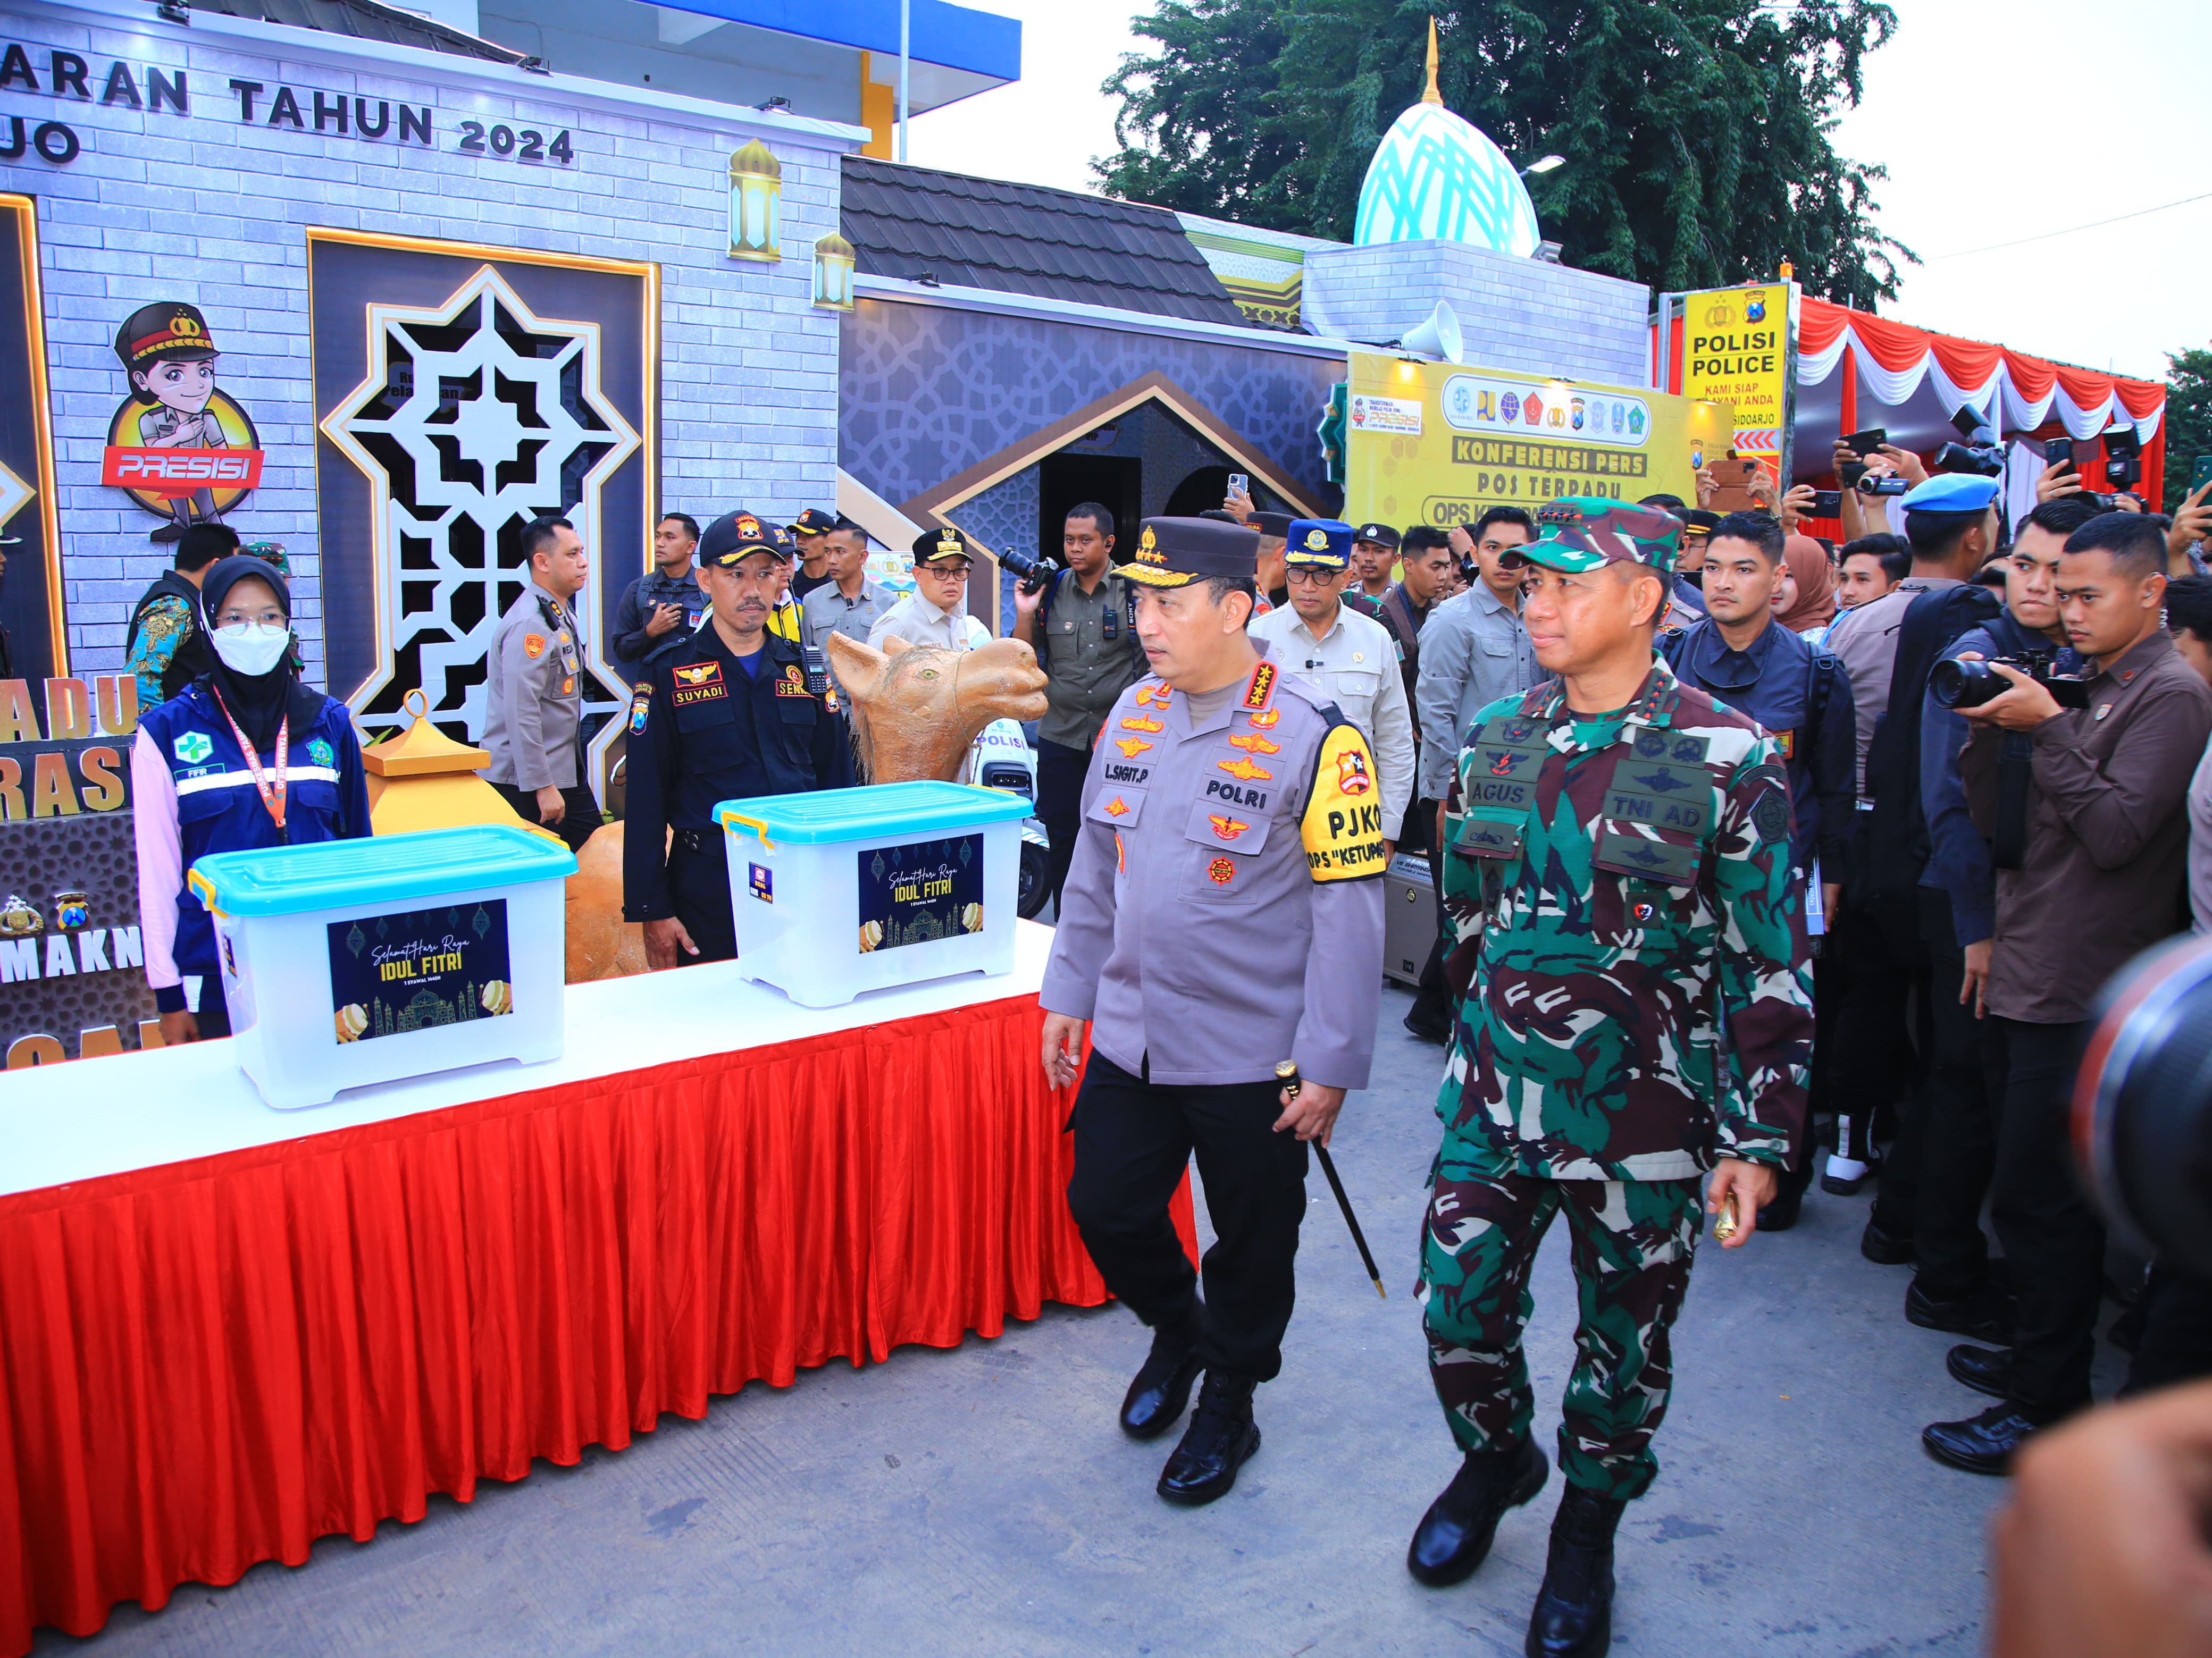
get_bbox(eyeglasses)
[919,561,971,578]
[1284,566,1340,585]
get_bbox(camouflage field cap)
[1510,497,1684,577]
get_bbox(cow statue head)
[825,632,1049,783]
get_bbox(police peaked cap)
[1247,511,1295,540]
[1124,516,1259,589]
[699,508,785,567]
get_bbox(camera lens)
[1929,658,2000,709]
[2075,934,2212,1276]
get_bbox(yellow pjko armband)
[1301,721,1389,882]
[768,599,802,642]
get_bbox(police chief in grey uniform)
[484,513,599,853]
[1040,515,1388,1508]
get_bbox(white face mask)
[211,620,291,677]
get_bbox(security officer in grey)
[484,513,599,853]
[800,517,894,651]
[1012,501,1145,911]
[610,511,708,676]
[1041,515,1387,1509]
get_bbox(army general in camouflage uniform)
[1407,501,1812,1658]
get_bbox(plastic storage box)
[187,823,577,1109]
[717,780,1030,1007]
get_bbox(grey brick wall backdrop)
[1303,240,1650,388]
[0,1,856,687]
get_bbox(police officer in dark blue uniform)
[622,508,854,970]
[1660,508,1855,1230]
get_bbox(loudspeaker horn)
[1398,300,1463,364]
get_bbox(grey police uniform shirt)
[1038,653,1387,1091]
[802,577,893,652]
[1035,569,1141,751]
[1247,599,1417,832]
[483,580,583,792]
[1415,580,1541,802]
[867,591,991,653]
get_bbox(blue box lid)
[717,780,1029,846]
[188,824,577,918]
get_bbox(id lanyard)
[211,691,289,830]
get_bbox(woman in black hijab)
[132,554,373,1042]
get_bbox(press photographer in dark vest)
[623,508,854,971]
[125,520,236,709]
[1011,502,1143,913]
[132,556,371,1042]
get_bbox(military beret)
[789,508,838,537]
[1512,497,1683,577]
[1284,518,1354,569]
[699,508,784,567]
[912,525,974,564]
[1901,473,2001,515]
[1125,516,1259,589]
[1353,522,1402,550]
[1249,511,1295,540]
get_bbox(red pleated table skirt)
[0,992,1191,1653]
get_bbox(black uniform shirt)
[621,622,854,921]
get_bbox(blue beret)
[1284,518,1354,569]
[1900,473,2001,515]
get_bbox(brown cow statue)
[825,630,1048,782]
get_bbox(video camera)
[1932,406,2006,477]
[998,546,1060,596]
[2075,933,2212,1277]
[1855,473,1910,498]
[1929,649,2092,712]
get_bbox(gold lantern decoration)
[363,689,563,845]
[812,232,856,310]
[728,140,783,262]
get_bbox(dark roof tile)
[841,155,1249,327]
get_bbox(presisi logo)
[105,453,255,482]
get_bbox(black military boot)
[1525,1484,1627,1657]
[1407,1437,1549,1585]
[1119,1318,1204,1441]
[1156,1370,1260,1506]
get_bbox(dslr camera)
[999,546,1060,596]
[1929,649,2092,711]
[1932,407,2005,477]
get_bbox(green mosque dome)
[1353,22,1541,257]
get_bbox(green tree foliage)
[2163,348,2212,514]
[1098,0,1914,308]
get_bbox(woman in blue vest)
[132,555,371,1042]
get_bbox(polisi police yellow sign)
[1678,281,1796,469]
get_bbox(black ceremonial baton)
[1277,1060,1386,1299]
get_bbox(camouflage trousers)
[1418,1137,1703,1502]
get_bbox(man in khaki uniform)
[485,513,598,852]
[1041,515,1387,1511]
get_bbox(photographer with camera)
[1918,514,2212,1474]
[1012,502,1144,913]
[1898,498,2102,1360]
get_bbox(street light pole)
[898,0,910,163]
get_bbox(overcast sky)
[909,0,2209,382]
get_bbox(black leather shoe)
[1922,1401,2045,1475]
[1119,1323,1203,1441]
[1406,1437,1549,1586]
[1157,1370,1260,1506]
[1757,1183,1804,1234]
[1403,1012,1452,1046]
[1860,1217,1915,1265]
[1525,1485,1627,1657]
[1946,1343,2012,1401]
[1906,1280,2014,1344]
